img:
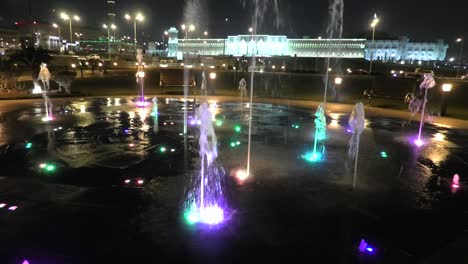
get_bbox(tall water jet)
[41,91,53,121]
[323,0,344,105]
[414,74,436,147]
[184,102,229,226]
[182,0,209,37]
[302,103,326,162]
[135,49,148,107]
[243,0,282,176]
[348,103,365,189]
[151,97,159,133]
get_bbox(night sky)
[1,0,467,56]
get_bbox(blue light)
[302,152,322,163]
[366,247,374,252]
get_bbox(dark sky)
[1,0,467,56]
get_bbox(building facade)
[365,37,448,62]
[168,31,447,62]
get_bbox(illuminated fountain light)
[136,101,150,107]
[32,82,43,94]
[433,133,445,142]
[452,174,460,189]
[22,260,30,264]
[415,74,436,146]
[184,103,229,226]
[414,139,424,147]
[303,104,326,163]
[8,206,18,211]
[235,169,249,182]
[0,203,6,208]
[358,239,375,254]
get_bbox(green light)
[45,165,56,172]
[302,152,323,163]
[160,147,167,153]
[25,142,32,149]
[184,203,199,225]
[234,125,241,133]
[292,124,300,129]
[380,151,388,158]
[230,142,236,147]
[215,120,223,127]
[236,141,241,145]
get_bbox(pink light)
[137,179,144,185]
[41,116,53,122]
[128,143,135,147]
[124,179,131,184]
[22,260,30,264]
[0,203,6,208]
[235,170,249,182]
[452,174,460,188]
[414,139,424,147]
[8,206,18,211]
[136,101,150,107]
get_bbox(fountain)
[414,74,436,147]
[41,91,53,121]
[323,0,344,106]
[452,174,460,189]
[200,70,207,96]
[151,97,159,133]
[184,102,228,226]
[348,103,365,189]
[244,0,282,176]
[135,49,149,107]
[302,103,326,162]
[38,63,51,91]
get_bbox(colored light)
[0,203,6,208]
[366,247,374,252]
[128,143,135,147]
[25,142,32,149]
[414,139,424,147]
[200,205,224,225]
[8,206,18,211]
[236,170,249,181]
[234,125,241,133]
[302,152,322,163]
[22,260,30,264]
[39,163,47,169]
[184,205,200,225]
[230,142,236,147]
[42,116,53,122]
[160,147,166,153]
[45,165,56,172]
[292,124,300,129]
[124,179,131,184]
[380,151,388,158]
[137,179,144,185]
[215,120,223,127]
[434,133,445,141]
[190,120,196,125]
[136,101,150,107]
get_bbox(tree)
[9,47,52,78]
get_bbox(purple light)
[366,247,374,252]
[22,260,30,264]
[347,129,353,133]
[200,205,224,225]
[8,206,18,211]
[190,120,196,125]
[414,139,424,147]
[136,101,150,107]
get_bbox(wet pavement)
[0,97,468,263]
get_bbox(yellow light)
[73,15,80,21]
[111,24,116,30]
[113,62,118,66]
[181,24,186,30]
[60,13,69,20]
[71,63,76,68]
[125,14,131,20]
[103,24,108,29]
[138,71,145,78]
[434,133,445,142]
[98,62,103,67]
[189,24,195,31]
[52,23,58,28]
[210,72,217,79]
[442,83,453,92]
[135,13,144,22]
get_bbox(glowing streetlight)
[440,83,453,116]
[60,12,80,43]
[335,77,343,85]
[103,24,116,59]
[181,24,195,39]
[204,31,208,37]
[162,30,169,47]
[455,37,464,78]
[369,13,379,73]
[125,13,144,53]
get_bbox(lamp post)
[204,31,208,37]
[440,83,453,116]
[369,13,379,73]
[334,77,343,102]
[52,23,61,51]
[210,72,217,95]
[181,24,195,39]
[103,24,116,60]
[456,38,464,78]
[60,12,80,43]
[125,13,144,53]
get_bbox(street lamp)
[162,30,169,48]
[125,13,144,53]
[456,38,464,78]
[204,31,208,37]
[103,24,116,60]
[334,77,343,102]
[335,77,343,85]
[181,24,195,39]
[111,24,117,41]
[60,12,80,43]
[369,13,379,73]
[440,83,453,116]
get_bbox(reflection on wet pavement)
[0,97,467,263]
